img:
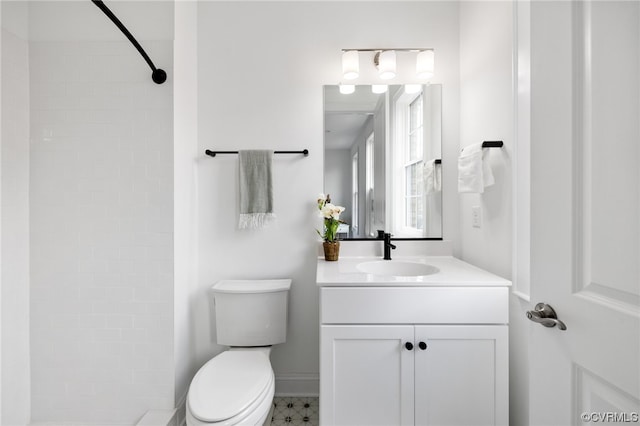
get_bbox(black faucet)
[383,233,396,260]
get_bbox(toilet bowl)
[186,279,291,426]
[186,348,274,426]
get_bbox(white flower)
[314,193,347,242]
[322,203,345,220]
[321,204,334,219]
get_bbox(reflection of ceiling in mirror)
[324,114,371,150]
[324,86,383,151]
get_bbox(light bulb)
[404,84,422,94]
[371,85,388,94]
[342,50,359,80]
[416,49,435,79]
[339,84,355,94]
[378,50,396,80]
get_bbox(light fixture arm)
[340,48,434,53]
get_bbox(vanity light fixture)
[339,84,355,94]
[371,85,388,94]
[416,49,435,79]
[376,50,397,80]
[342,50,359,80]
[340,48,435,81]
[404,84,422,94]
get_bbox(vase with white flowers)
[317,193,346,261]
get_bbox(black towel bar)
[205,149,309,157]
[482,141,504,148]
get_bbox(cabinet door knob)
[418,341,427,350]
[404,342,414,351]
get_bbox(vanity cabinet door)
[320,325,415,426]
[414,325,509,426]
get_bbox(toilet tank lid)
[212,279,292,294]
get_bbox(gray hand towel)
[238,150,275,229]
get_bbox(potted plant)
[317,194,346,261]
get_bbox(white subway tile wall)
[29,40,174,424]
[2,26,32,426]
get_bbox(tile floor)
[270,397,319,426]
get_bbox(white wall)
[0,3,3,418]
[173,0,199,421]
[1,2,31,424]
[458,1,513,278]
[324,149,351,226]
[511,1,531,425]
[458,2,530,426]
[27,2,175,423]
[195,1,460,394]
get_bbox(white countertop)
[316,256,512,287]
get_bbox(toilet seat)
[188,350,274,424]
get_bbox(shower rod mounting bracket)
[91,0,167,84]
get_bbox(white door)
[320,325,415,426]
[414,325,509,426]
[529,1,640,425]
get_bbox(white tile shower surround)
[29,39,174,424]
[271,397,319,426]
[2,26,32,425]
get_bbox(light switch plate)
[472,206,482,228]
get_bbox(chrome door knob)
[526,303,567,331]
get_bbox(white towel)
[424,159,442,194]
[458,143,495,193]
[238,150,276,229]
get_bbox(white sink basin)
[357,260,440,277]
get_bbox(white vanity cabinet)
[317,260,510,426]
[321,324,415,425]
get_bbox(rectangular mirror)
[323,84,442,239]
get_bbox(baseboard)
[174,390,188,426]
[274,373,319,397]
[136,390,187,426]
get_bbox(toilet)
[186,279,292,426]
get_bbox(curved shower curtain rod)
[91,0,167,84]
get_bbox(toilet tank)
[212,279,291,347]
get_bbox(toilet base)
[264,401,275,426]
